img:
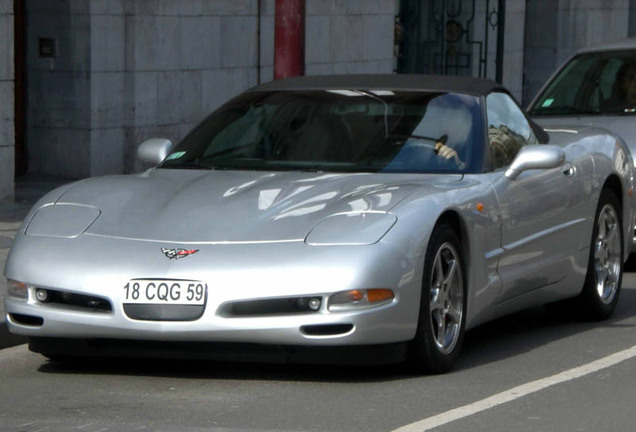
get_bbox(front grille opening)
[10,313,44,327]
[124,304,204,322]
[37,289,112,312]
[301,324,354,336]
[219,296,322,317]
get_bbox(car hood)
[48,169,461,243]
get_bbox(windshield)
[160,90,483,174]
[529,50,636,116]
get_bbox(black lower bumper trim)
[28,337,407,366]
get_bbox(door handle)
[562,163,576,177]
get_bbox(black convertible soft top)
[248,74,506,97]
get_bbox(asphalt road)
[2,270,636,432]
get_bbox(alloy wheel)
[429,242,464,355]
[594,203,621,304]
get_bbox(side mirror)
[505,145,565,180]
[137,138,174,164]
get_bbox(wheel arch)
[434,210,471,279]
[409,209,469,373]
[601,175,623,210]
[600,174,633,260]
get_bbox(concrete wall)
[304,0,395,75]
[555,0,630,66]
[24,0,396,179]
[0,0,14,203]
[259,0,396,89]
[523,0,558,106]
[25,0,261,177]
[523,0,632,105]
[0,0,15,344]
[25,0,92,178]
[121,0,261,173]
[14,0,636,187]
[502,0,526,102]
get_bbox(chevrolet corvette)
[4,75,634,373]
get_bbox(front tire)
[409,223,466,374]
[579,190,623,320]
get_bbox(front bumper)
[6,294,413,346]
[4,233,422,347]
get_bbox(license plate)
[123,279,206,305]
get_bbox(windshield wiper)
[159,160,212,170]
[387,134,442,143]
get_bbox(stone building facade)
[0,0,13,202]
[18,0,397,187]
[2,0,636,202]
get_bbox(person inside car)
[605,62,636,110]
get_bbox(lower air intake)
[300,324,354,336]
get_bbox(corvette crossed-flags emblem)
[161,248,199,260]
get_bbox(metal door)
[492,163,588,303]
[397,0,505,82]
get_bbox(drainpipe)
[495,0,506,84]
[256,0,261,84]
[274,0,305,80]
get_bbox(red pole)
[274,0,304,80]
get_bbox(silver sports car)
[4,75,634,373]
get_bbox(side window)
[486,92,537,169]
[598,58,623,103]
[531,55,596,111]
[602,59,636,111]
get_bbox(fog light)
[308,297,322,311]
[7,280,28,299]
[328,289,395,312]
[35,289,49,302]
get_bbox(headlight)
[25,204,100,238]
[328,289,394,312]
[7,280,28,299]
[305,212,397,246]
